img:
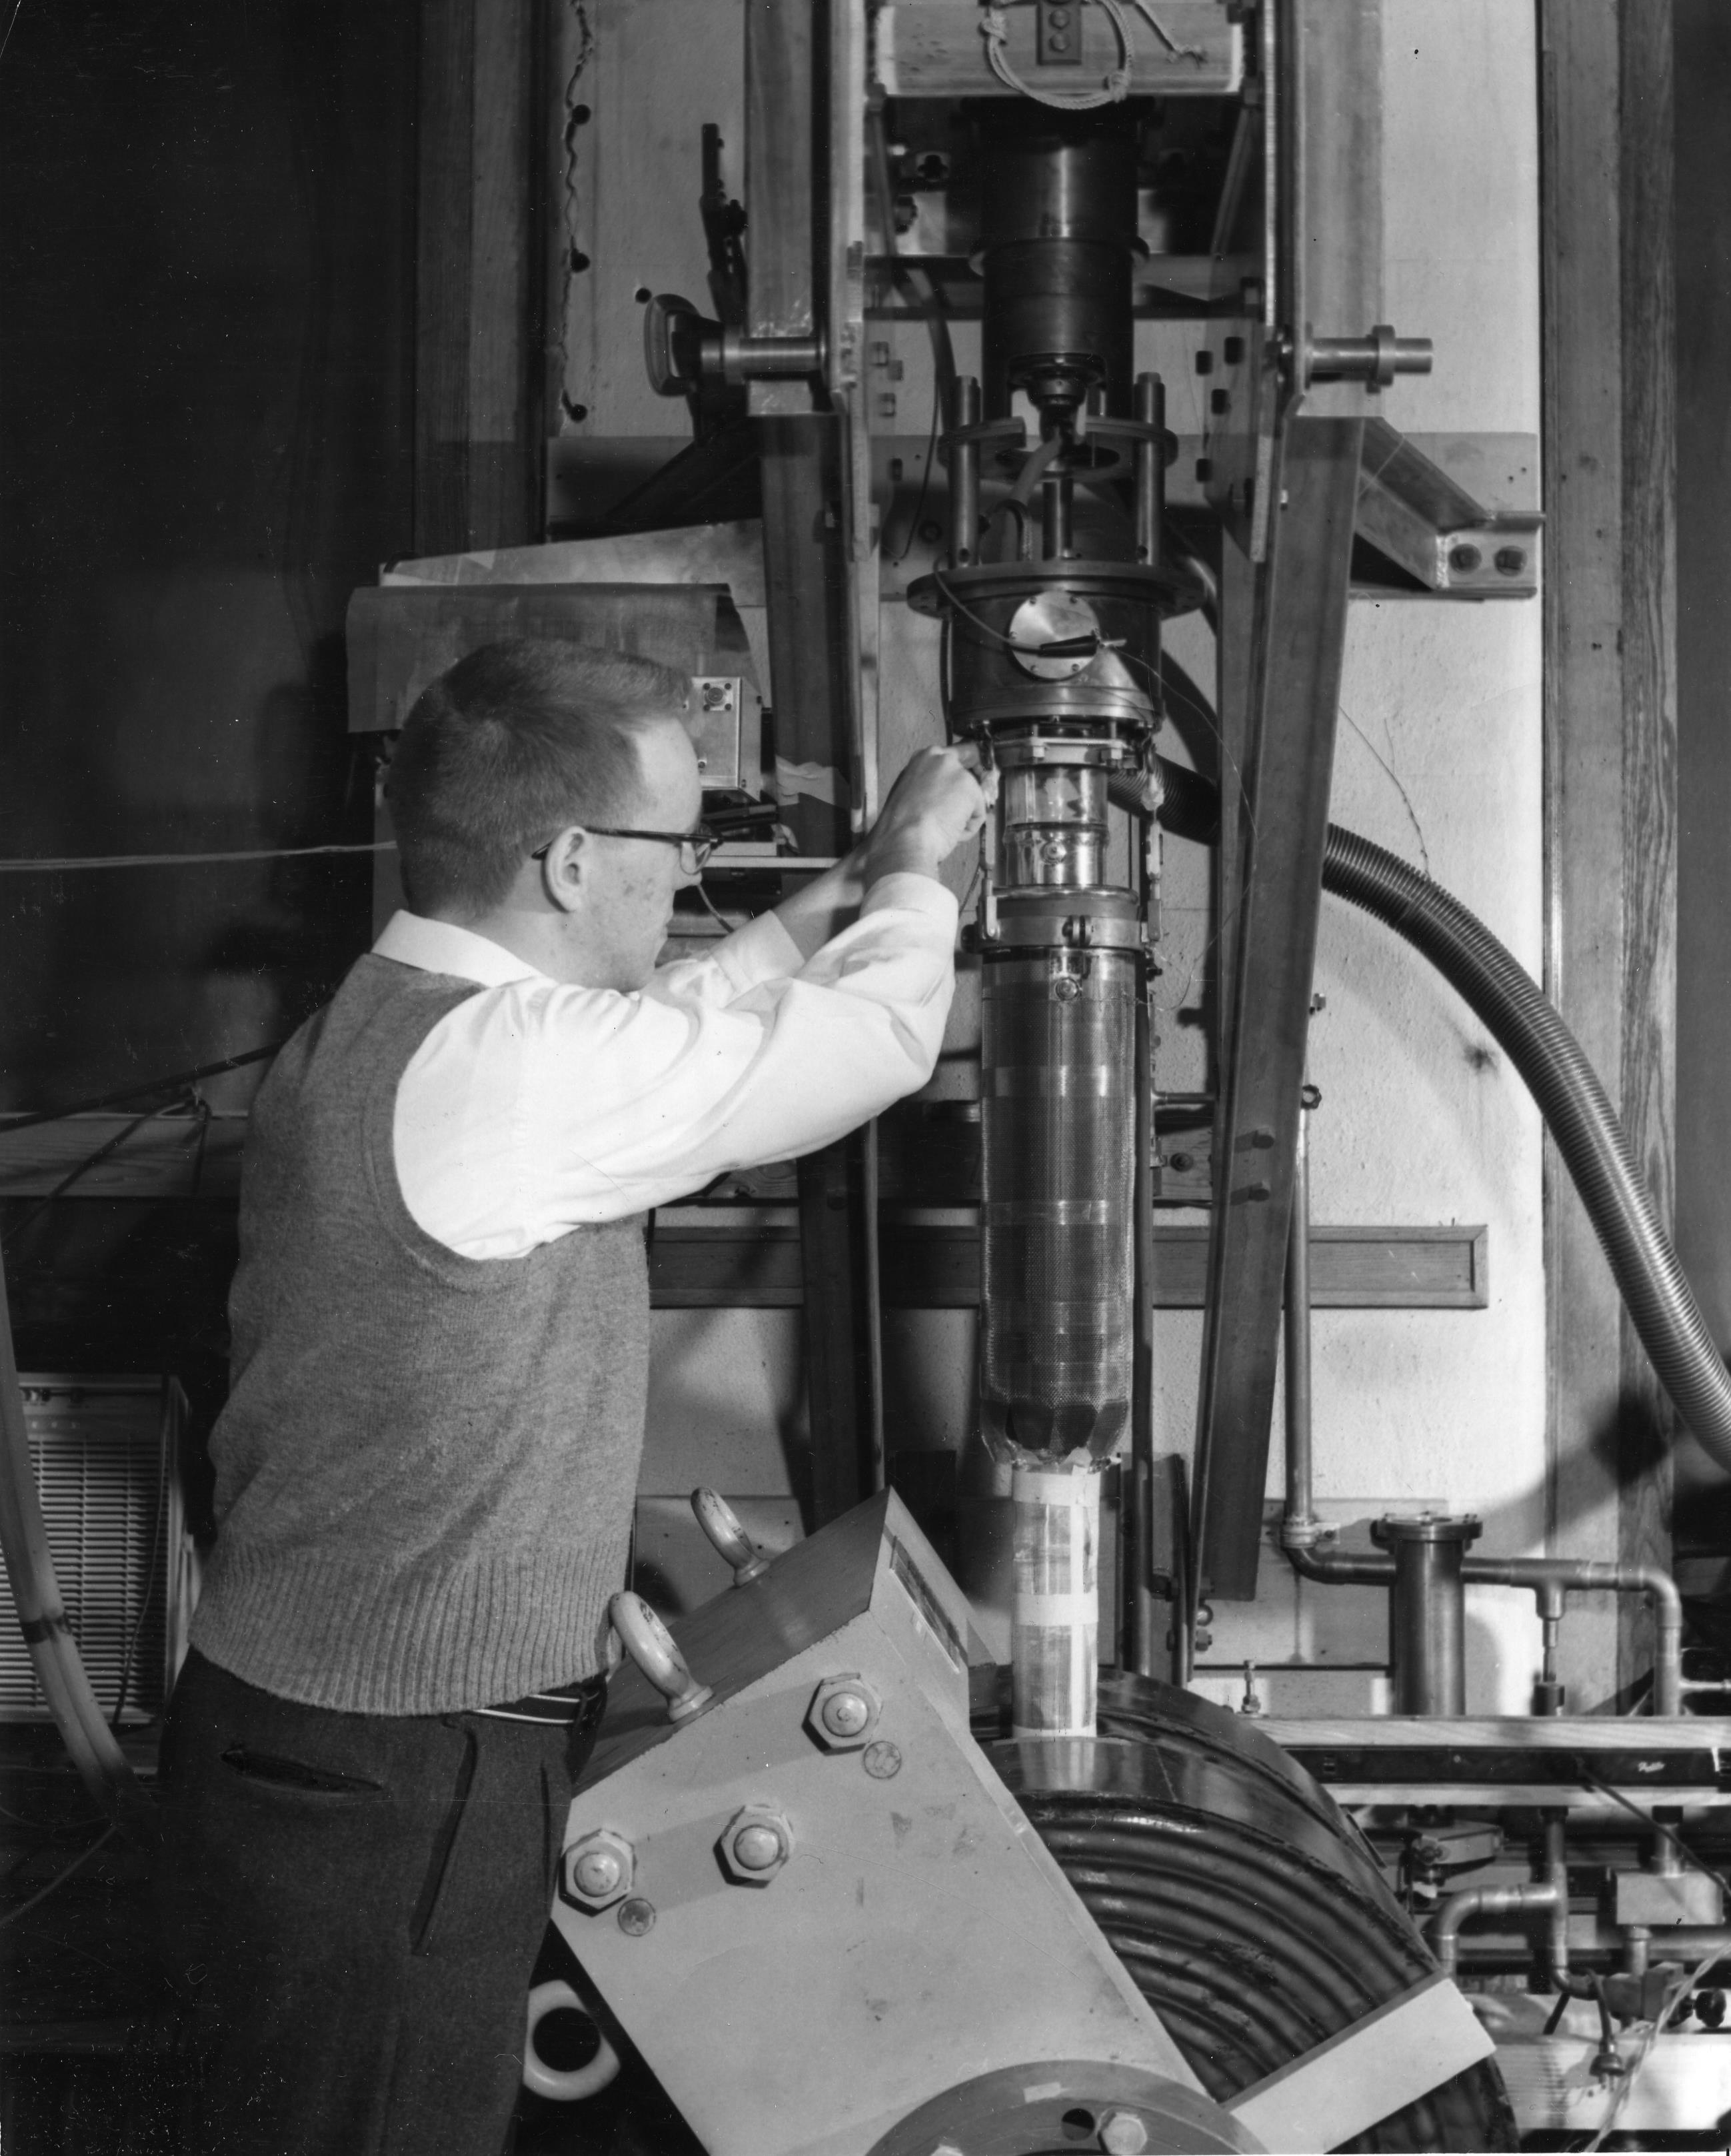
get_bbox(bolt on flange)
[718,1803,793,1885]
[805,1673,882,1752]
[561,1827,635,1912]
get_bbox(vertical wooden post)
[415,0,545,556]
[1540,0,1676,1707]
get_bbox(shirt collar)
[372,910,547,988]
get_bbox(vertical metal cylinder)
[1134,373,1164,569]
[980,946,1138,1464]
[979,123,1138,421]
[1010,1464,1100,1737]
[1040,471,1072,559]
[948,375,981,566]
[999,764,1108,886]
[1372,1514,1483,1715]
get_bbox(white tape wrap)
[1010,1463,1102,1739]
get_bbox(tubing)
[0,1243,139,1819]
[1152,756,1731,1479]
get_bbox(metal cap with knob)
[608,1590,715,1723]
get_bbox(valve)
[609,1591,714,1723]
[690,1487,769,1586]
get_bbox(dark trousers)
[155,1651,604,2156]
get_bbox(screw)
[617,1897,655,1936]
[863,1741,902,1779]
[1048,29,1070,49]
[1101,2114,1150,2156]
[1168,1150,1194,1172]
[821,1689,872,1739]
[1448,543,1482,573]
[731,1823,785,1872]
[1494,546,1528,574]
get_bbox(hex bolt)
[719,1805,794,1883]
[561,1828,635,1911]
[1101,2113,1150,2156]
[807,1675,882,1752]
[1448,543,1482,573]
[1494,546,1528,574]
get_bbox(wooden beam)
[645,1212,1487,1312]
[415,0,544,554]
[1540,0,1677,1708]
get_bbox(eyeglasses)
[530,824,718,875]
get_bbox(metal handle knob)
[690,1488,769,1585]
[608,1592,714,1722]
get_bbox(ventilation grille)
[0,1376,187,1723]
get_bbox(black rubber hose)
[1153,754,1731,1473]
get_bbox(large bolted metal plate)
[555,1494,1205,2156]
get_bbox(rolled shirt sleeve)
[390,874,958,1256]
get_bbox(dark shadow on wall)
[0,0,417,1388]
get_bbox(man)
[155,638,988,2154]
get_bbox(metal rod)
[1134,372,1163,568]
[948,376,981,567]
[1040,471,1071,560]
[863,1119,886,1495]
[1126,876,1157,1677]
[1282,1100,1318,1546]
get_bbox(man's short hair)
[387,640,691,914]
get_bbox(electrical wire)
[1,1106,164,1251]
[2,1041,285,1134]
[0,840,393,874]
[0,1822,118,1935]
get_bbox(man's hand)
[860,743,994,885]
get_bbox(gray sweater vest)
[189,955,651,1714]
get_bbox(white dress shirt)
[372,872,958,1258]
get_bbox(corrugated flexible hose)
[1153,755,1731,1473]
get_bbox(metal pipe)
[1374,1515,1481,1717]
[1432,1879,1565,1981]
[1458,1557,1683,1717]
[948,375,981,567]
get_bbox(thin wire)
[0,0,24,67]
[1,1041,285,1134]
[2,1106,163,1250]
[0,1823,118,1934]
[0,840,393,874]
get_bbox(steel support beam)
[1191,414,1364,1602]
